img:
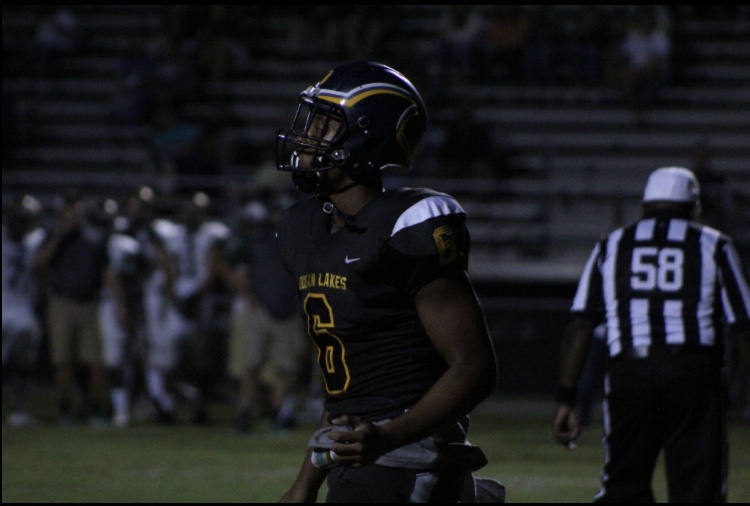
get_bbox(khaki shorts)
[227,298,306,379]
[47,295,103,367]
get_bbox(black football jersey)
[277,187,470,421]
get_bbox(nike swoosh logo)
[345,255,361,264]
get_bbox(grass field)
[3,387,749,503]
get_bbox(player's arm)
[329,269,498,466]
[716,238,750,366]
[279,409,332,503]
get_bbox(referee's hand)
[553,404,581,449]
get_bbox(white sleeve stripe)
[724,242,750,311]
[391,195,465,237]
[699,228,719,341]
[572,242,601,311]
[604,229,623,352]
[721,288,736,325]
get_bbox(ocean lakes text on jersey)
[299,272,348,291]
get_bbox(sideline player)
[99,199,141,428]
[275,61,504,503]
[221,197,306,433]
[2,196,46,427]
[553,166,750,502]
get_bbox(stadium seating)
[3,5,749,284]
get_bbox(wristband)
[311,449,337,469]
[555,385,577,406]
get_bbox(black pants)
[595,352,727,503]
[325,462,465,503]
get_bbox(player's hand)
[553,403,580,449]
[327,415,391,468]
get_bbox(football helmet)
[276,61,427,194]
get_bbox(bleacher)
[3,5,749,286]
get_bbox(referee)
[552,166,750,503]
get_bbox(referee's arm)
[552,314,598,448]
[553,241,604,447]
[717,238,750,379]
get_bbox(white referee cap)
[642,166,700,203]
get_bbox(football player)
[275,61,503,503]
[2,196,46,427]
[98,198,141,428]
[164,193,230,425]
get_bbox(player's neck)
[329,185,379,223]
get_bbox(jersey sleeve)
[381,194,470,297]
[107,233,140,272]
[205,221,231,246]
[570,240,605,320]
[717,237,750,332]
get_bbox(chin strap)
[322,201,365,232]
[313,178,360,201]
[325,180,361,196]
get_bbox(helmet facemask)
[276,92,352,194]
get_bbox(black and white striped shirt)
[571,213,750,358]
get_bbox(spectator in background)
[437,102,523,180]
[2,89,19,166]
[2,195,46,427]
[559,6,609,87]
[483,5,530,84]
[617,6,672,109]
[690,140,732,232]
[436,103,494,179]
[220,193,306,433]
[147,101,202,196]
[110,33,158,129]
[34,189,117,427]
[147,29,193,106]
[31,5,80,78]
[522,5,562,86]
[433,5,487,85]
[176,6,251,101]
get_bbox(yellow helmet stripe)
[317,84,416,108]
